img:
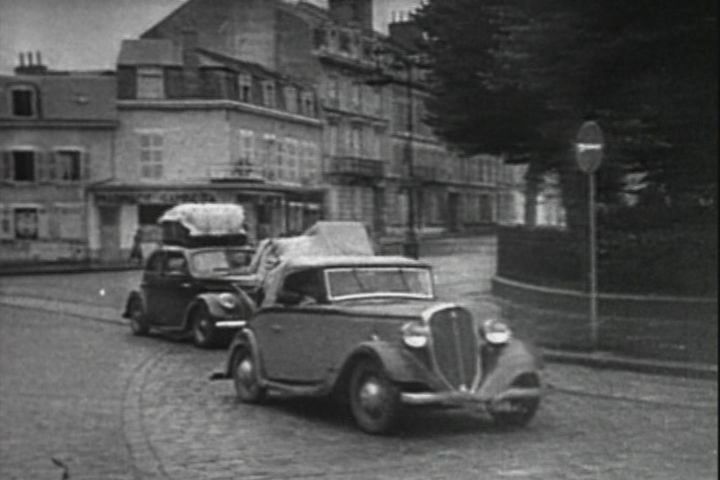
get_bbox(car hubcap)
[358,376,385,417]
[195,315,210,341]
[238,358,254,386]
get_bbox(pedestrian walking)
[129,228,143,264]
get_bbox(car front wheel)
[190,304,221,348]
[348,359,401,434]
[128,298,149,336]
[231,346,266,403]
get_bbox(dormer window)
[10,85,37,117]
[137,67,164,99]
[262,80,276,108]
[237,73,252,102]
[284,86,298,113]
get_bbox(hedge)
[497,224,717,296]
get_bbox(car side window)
[281,269,325,305]
[145,251,164,274]
[164,252,188,276]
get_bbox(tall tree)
[414,0,718,228]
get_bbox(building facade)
[91,38,324,260]
[138,0,501,242]
[0,56,117,263]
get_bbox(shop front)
[90,183,326,262]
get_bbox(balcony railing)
[328,156,384,178]
[208,164,265,182]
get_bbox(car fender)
[122,290,145,318]
[476,339,543,399]
[182,291,255,329]
[224,329,263,379]
[330,341,440,396]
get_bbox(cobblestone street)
[1,300,716,480]
[0,237,716,479]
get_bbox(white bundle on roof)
[159,203,246,236]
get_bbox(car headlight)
[402,322,430,348]
[218,292,238,310]
[482,319,512,345]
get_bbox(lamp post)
[367,49,419,259]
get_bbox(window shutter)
[0,152,9,181]
[37,206,49,239]
[0,204,12,239]
[36,151,48,182]
[82,150,91,181]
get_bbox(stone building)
[90,37,324,259]
[0,54,118,263]
[137,0,501,241]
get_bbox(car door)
[254,269,328,382]
[141,250,166,324]
[158,250,195,327]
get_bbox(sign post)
[575,121,604,350]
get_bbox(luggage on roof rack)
[158,203,248,247]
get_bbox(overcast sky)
[0,0,421,74]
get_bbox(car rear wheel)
[348,359,401,434]
[128,298,149,336]
[489,397,540,427]
[231,346,266,403]
[190,304,221,348]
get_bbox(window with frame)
[285,138,299,182]
[301,91,315,116]
[14,207,40,240]
[326,76,339,104]
[138,132,163,179]
[350,125,362,157]
[53,150,86,182]
[3,150,37,182]
[261,134,277,180]
[392,95,409,133]
[10,85,37,117]
[137,67,165,99]
[237,73,252,102]
[262,80,276,108]
[350,83,361,110]
[236,129,255,177]
[327,124,339,156]
[283,86,298,113]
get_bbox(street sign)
[575,121,604,174]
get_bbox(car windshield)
[191,249,253,275]
[324,267,434,301]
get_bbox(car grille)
[428,306,479,390]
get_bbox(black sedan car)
[123,244,257,348]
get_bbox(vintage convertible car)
[213,254,544,434]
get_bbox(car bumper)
[214,320,247,329]
[400,387,541,407]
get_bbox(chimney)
[328,0,373,30]
[15,50,48,75]
[388,13,423,52]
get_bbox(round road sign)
[575,121,604,173]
